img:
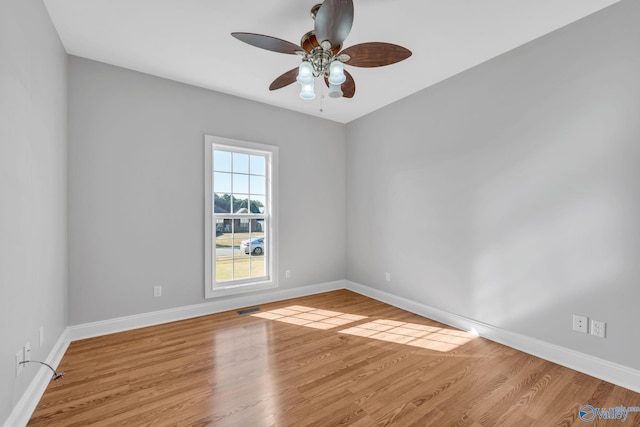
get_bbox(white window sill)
[205,280,278,299]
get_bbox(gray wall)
[67,57,346,325]
[0,0,68,423]
[346,0,640,370]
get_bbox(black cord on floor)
[20,360,64,381]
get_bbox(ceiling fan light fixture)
[328,82,343,98]
[232,0,412,101]
[328,61,346,85]
[299,82,316,100]
[296,61,314,85]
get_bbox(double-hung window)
[204,135,278,298]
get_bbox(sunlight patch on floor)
[338,319,476,351]
[251,305,368,330]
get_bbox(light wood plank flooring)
[29,290,640,426]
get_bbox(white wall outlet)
[24,342,31,362]
[285,270,291,279]
[572,314,588,333]
[591,320,606,338]
[385,272,391,282]
[39,326,45,347]
[153,286,162,297]
[16,349,23,376]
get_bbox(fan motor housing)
[301,31,341,55]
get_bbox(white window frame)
[204,135,278,298]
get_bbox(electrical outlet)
[572,314,588,333]
[16,349,23,376]
[24,342,31,362]
[591,320,606,338]
[285,270,291,279]
[385,272,391,282]
[153,286,162,297]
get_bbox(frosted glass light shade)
[328,61,346,85]
[296,61,314,85]
[328,83,343,98]
[299,82,315,100]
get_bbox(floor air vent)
[237,307,260,315]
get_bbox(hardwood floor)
[29,290,639,426]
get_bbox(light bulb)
[299,82,315,100]
[296,61,314,85]
[328,61,346,85]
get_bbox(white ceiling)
[43,0,619,123]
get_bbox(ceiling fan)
[231,0,412,100]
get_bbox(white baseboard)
[69,280,346,341]
[4,328,71,427]
[345,280,640,393]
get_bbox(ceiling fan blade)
[269,68,299,91]
[314,0,354,49]
[342,70,355,98]
[231,32,301,55]
[340,42,412,67]
[324,69,355,98]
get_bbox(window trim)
[204,135,278,298]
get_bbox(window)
[204,135,278,298]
